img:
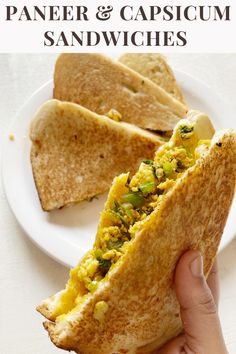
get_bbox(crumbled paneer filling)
[9,133,15,141]
[73,123,209,289]
[106,108,122,122]
[53,122,211,320]
[93,301,109,322]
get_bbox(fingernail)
[190,255,203,277]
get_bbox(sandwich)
[30,99,162,211]
[37,111,236,353]
[119,53,186,104]
[53,53,188,132]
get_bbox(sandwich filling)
[51,119,212,321]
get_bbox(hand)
[156,250,228,354]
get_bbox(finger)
[174,250,227,354]
[154,335,185,354]
[207,259,219,307]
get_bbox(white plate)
[2,72,236,268]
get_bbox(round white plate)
[2,72,236,268]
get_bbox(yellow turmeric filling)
[53,122,210,320]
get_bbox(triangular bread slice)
[119,53,186,104]
[37,112,236,353]
[53,54,187,132]
[30,99,163,211]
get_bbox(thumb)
[175,250,227,354]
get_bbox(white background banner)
[0,0,235,52]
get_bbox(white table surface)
[0,54,236,354]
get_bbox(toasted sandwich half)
[53,53,187,132]
[119,53,186,104]
[37,111,236,353]
[30,100,163,211]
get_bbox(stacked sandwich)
[30,53,187,211]
[31,54,236,354]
